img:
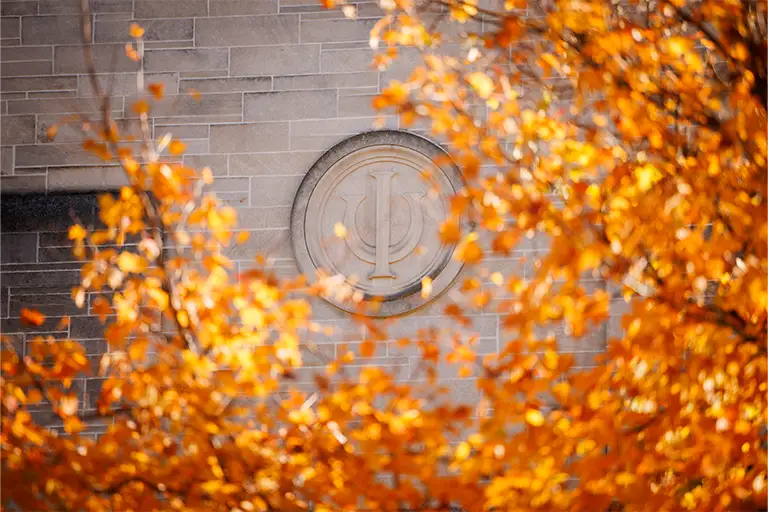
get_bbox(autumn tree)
[2,0,767,511]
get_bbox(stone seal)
[291,130,464,317]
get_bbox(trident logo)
[341,170,424,279]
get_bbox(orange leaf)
[125,43,140,61]
[360,340,376,357]
[525,408,545,427]
[68,224,87,241]
[169,140,186,155]
[147,82,164,99]
[129,23,145,38]
[20,308,45,327]
[132,99,150,115]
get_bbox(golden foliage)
[2,3,767,511]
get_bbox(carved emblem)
[341,170,424,279]
[291,130,465,317]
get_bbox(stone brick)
[77,72,179,97]
[154,124,209,140]
[15,144,104,167]
[250,175,303,207]
[1,115,35,145]
[0,175,46,193]
[0,233,37,264]
[144,48,228,73]
[337,93,377,117]
[229,151,319,175]
[1,76,77,93]
[154,114,242,125]
[274,72,377,91]
[37,245,83,262]
[1,17,20,39]
[226,227,293,259]
[230,44,320,76]
[2,2,38,15]
[39,0,133,13]
[290,117,387,137]
[235,206,292,229]
[7,97,108,115]
[179,77,271,94]
[36,116,135,144]
[195,15,299,46]
[2,60,52,76]
[126,93,242,118]
[244,89,336,122]
[47,166,129,192]
[300,18,377,43]
[7,292,83,317]
[209,0,278,15]
[70,316,107,339]
[134,0,208,18]
[210,123,289,153]
[0,268,80,288]
[182,154,228,175]
[0,46,51,62]
[1,148,13,175]
[54,44,138,74]
[22,15,87,45]
[95,18,193,43]
[1,315,70,334]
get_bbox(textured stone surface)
[195,15,299,46]
[244,89,337,121]
[22,15,87,45]
[210,123,290,153]
[230,45,320,77]
[0,1,610,423]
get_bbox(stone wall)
[0,0,612,423]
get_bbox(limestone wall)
[0,0,611,429]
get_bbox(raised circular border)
[290,130,466,317]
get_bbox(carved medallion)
[291,130,464,317]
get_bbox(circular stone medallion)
[291,130,464,317]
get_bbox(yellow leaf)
[421,276,433,299]
[455,441,471,461]
[334,222,347,239]
[201,481,222,494]
[634,164,661,192]
[242,307,265,328]
[68,224,87,241]
[117,252,145,273]
[46,124,58,141]
[468,72,494,99]
[525,408,545,427]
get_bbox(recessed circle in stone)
[291,130,465,317]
